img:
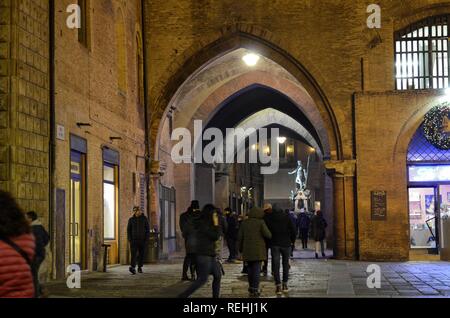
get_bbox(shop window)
[395,15,449,90]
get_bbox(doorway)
[408,171,450,260]
[70,150,86,268]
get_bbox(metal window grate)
[407,124,450,162]
[395,15,449,90]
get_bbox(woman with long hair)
[0,191,36,298]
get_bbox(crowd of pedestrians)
[178,200,328,298]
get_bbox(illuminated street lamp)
[277,136,287,144]
[243,53,260,67]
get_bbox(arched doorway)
[407,122,450,261]
[150,33,343,258]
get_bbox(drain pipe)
[141,0,152,227]
[48,0,56,266]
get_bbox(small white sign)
[56,124,65,141]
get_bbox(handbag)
[0,236,38,298]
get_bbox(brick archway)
[150,31,343,162]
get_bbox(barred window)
[395,15,449,90]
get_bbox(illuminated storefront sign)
[409,165,450,182]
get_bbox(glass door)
[103,163,119,264]
[408,187,439,253]
[70,151,86,268]
[438,185,450,260]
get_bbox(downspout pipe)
[48,0,56,265]
[141,0,152,228]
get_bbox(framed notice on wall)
[371,190,387,221]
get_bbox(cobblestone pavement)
[45,248,450,298]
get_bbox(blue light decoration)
[409,165,450,182]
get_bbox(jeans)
[178,255,222,298]
[300,229,309,249]
[182,253,196,279]
[315,240,325,254]
[32,257,44,297]
[130,240,147,268]
[226,237,237,260]
[247,261,261,291]
[262,247,270,273]
[271,246,291,285]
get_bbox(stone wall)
[0,0,50,223]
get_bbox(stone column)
[325,160,358,260]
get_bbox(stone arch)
[393,95,447,164]
[394,3,450,31]
[150,30,343,161]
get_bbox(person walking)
[238,207,272,298]
[265,207,297,295]
[286,209,298,257]
[224,208,239,263]
[127,206,150,275]
[178,204,222,298]
[261,203,273,276]
[297,209,311,250]
[0,191,36,298]
[26,211,50,297]
[215,208,228,262]
[310,210,327,259]
[180,200,200,281]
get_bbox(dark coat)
[297,213,311,230]
[225,214,239,240]
[310,214,327,241]
[31,221,50,262]
[183,213,220,257]
[238,208,272,262]
[127,214,150,242]
[265,209,297,248]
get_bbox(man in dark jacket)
[265,206,297,295]
[224,208,239,263]
[180,200,200,280]
[26,211,50,297]
[178,204,222,298]
[311,210,327,259]
[261,204,273,276]
[297,209,311,249]
[127,206,150,275]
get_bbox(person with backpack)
[178,204,222,298]
[238,207,272,298]
[179,200,200,281]
[0,191,36,298]
[26,211,50,297]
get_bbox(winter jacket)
[30,221,50,263]
[265,209,297,248]
[238,207,272,262]
[225,214,239,240]
[0,234,36,298]
[297,213,311,230]
[127,215,150,242]
[310,214,327,241]
[184,213,220,257]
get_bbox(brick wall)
[0,0,50,223]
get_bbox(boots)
[276,285,282,296]
[282,283,289,293]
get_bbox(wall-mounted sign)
[56,124,65,141]
[371,190,387,221]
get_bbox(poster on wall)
[371,190,387,221]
